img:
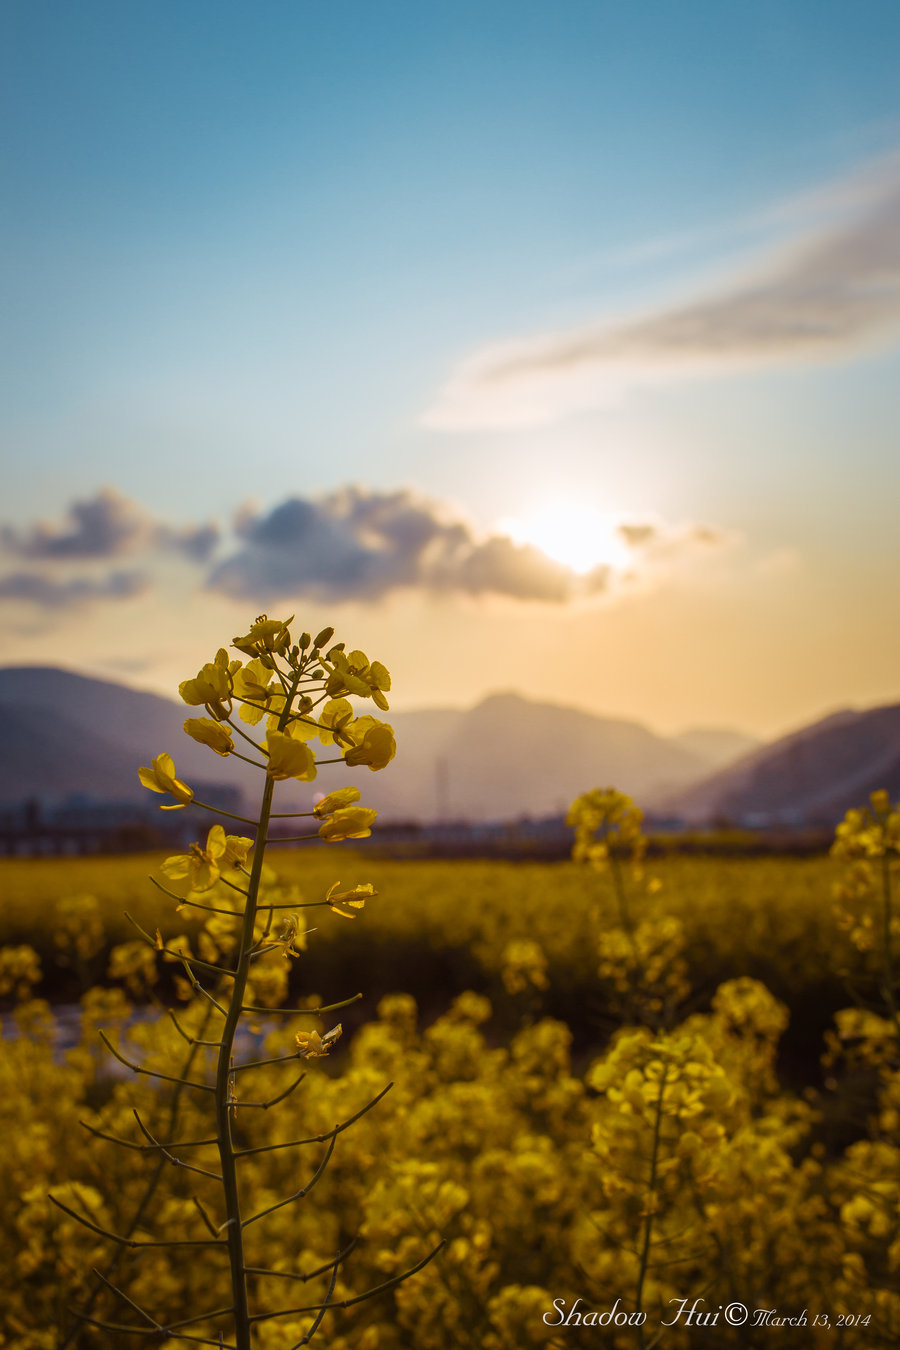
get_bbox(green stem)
[608,845,634,941]
[215,772,275,1349]
[214,670,301,1349]
[880,854,899,1038]
[634,1065,667,1348]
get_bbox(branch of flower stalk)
[133,1110,223,1180]
[80,1118,219,1153]
[230,1051,302,1073]
[89,1267,161,1330]
[124,911,239,977]
[176,955,229,1017]
[70,1312,236,1349]
[49,1194,227,1248]
[60,1002,219,1350]
[255,899,336,910]
[240,991,362,1016]
[191,798,259,825]
[94,1288,238,1335]
[248,1240,447,1331]
[167,1008,225,1046]
[219,875,251,897]
[241,1135,337,1229]
[149,874,251,911]
[150,874,201,905]
[98,1030,216,1092]
[268,810,331,819]
[222,715,267,754]
[236,1070,307,1110]
[293,1253,339,1346]
[228,748,270,771]
[244,1238,358,1283]
[192,1195,220,1238]
[164,948,239,979]
[235,1082,392,1157]
[176,896,248,916]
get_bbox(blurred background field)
[2,824,898,1348]
[0,849,846,1065]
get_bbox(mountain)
[0,667,739,822]
[376,692,711,821]
[669,726,761,771]
[670,703,900,826]
[0,666,248,809]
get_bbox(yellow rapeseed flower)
[294,1025,342,1059]
[316,697,355,747]
[343,716,396,771]
[232,657,276,724]
[233,615,293,658]
[179,649,238,714]
[325,881,376,918]
[322,649,391,709]
[313,785,362,817]
[137,753,194,808]
[317,806,378,841]
[161,824,253,892]
[183,717,234,756]
[265,730,317,781]
[271,912,307,959]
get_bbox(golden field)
[0,825,898,1348]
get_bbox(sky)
[2,0,900,740]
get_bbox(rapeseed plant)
[54,616,442,1348]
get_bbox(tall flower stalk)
[54,616,442,1348]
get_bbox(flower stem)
[214,770,275,1349]
[214,672,301,1348]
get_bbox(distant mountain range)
[670,703,900,826]
[380,695,756,821]
[1,665,896,826]
[0,665,755,823]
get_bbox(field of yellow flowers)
[1,809,898,1348]
[1,614,897,1348]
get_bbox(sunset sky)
[2,0,900,739]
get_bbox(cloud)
[3,488,152,559]
[0,569,150,609]
[618,520,730,555]
[2,488,219,562]
[208,486,597,604]
[160,522,220,562]
[0,486,733,614]
[425,154,900,429]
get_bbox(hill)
[0,668,746,822]
[670,702,900,825]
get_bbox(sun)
[499,503,629,574]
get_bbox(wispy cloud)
[0,569,150,609]
[2,488,219,562]
[425,152,900,429]
[208,486,598,604]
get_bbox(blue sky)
[2,1,900,736]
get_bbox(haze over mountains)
[1,666,896,826]
[0,666,756,823]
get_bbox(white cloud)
[425,151,900,430]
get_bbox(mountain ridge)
[0,666,753,821]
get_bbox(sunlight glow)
[499,504,631,574]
